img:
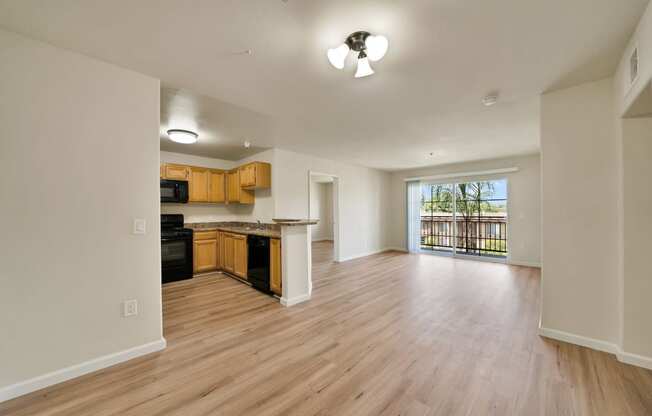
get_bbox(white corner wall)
[540,77,621,345]
[388,154,542,266]
[622,117,652,359]
[0,29,163,396]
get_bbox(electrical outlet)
[133,218,146,235]
[123,299,138,317]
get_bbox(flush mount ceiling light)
[167,129,198,144]
[327,31,388,78]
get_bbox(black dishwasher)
[247,235,271,294]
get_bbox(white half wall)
[388,154,541,266]
[0,29,163,394]
[540,77,620,345]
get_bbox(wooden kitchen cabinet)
[221,232,247,279]
[233,234,248,279]
[189,167,210,202]
[162,164,189,180]
[226,170,254,204]
[222,233,235,274]
[208,170,225,203]
[239,162,271,189]
[270,238,282,295]
[193,231,218,273]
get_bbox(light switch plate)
[123,299,138,317]
[133,218,146,235]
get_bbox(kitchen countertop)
[185,222,281,238]
[272,219,319,226]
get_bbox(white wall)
[0,29,162,391]
[272,149,392,260]
[310,182,333,241]
[621,117,652,359]
[540,77,621,344]
[388,154,541,266]
[160,150,275,223]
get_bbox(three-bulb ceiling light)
[327,31,388,78]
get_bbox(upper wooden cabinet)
[270,238,282,296]
[189,167,210,202]
[161,161,266,205]
[226,170,254,205]
[209,170,225,203]
[239,162,271,189]
[162,164,189,180]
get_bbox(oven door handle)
[161,237,191,242]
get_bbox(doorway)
[308,171,340,263]
[417,179,508,261]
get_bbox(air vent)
[630,47,639,85]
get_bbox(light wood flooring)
[2,241,651,415]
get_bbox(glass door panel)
[418,179,508,260]
[420,183,454,253]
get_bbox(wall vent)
[630,47,639,85]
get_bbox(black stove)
[161,214,193,284]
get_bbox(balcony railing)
[420,215,507,257]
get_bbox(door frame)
[307,171,341,262]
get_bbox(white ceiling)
[0,0,648,170]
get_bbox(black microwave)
[160,180,189,203]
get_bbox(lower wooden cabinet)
[193,231,218,273]
[270,238,282,295]
[221,232,248,279]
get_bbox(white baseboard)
[280,293,311,307]
[538,326,618,354]
[338,247,403,262]
[538,326,652,370]
[0,338,167,403]
[509,260,542,268]
[384,246,409,252]
[617,350,652,370]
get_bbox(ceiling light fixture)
[167,129,198,144]
[327,31,388,78]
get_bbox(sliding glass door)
[419,179,508,259]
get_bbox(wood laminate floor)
[2,242,652,415]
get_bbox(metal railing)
[420,215,507,257]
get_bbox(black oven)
[161,214,193,284]
[160,179,189,203]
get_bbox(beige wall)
[540,78,621,344]
[0,29,162,389]
[310,182,334,241]
[622,117,652,358]
[388,154,541,266]
[273,149,392,260]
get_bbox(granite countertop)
[185,222,281,238]
[272,219,319,226]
